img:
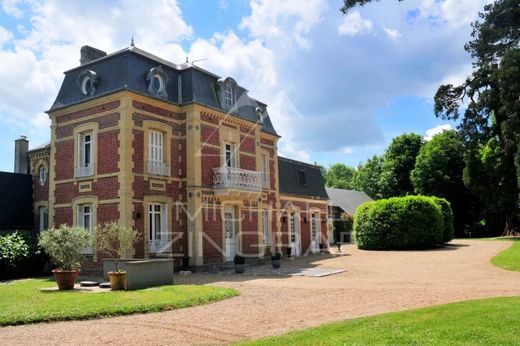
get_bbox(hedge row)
[354,195,454,250]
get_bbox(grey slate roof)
[0,172,33,230]
[278,157,328,199]
[27,141,51,153]
[326,187,373,214]
[50,46,278,136]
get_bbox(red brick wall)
[241,209,258,255]
[201,146,220,187]
[203,206,223,264]
[55,101,120,124]
[239,154,255,170]
[240,135,255,154]
[97,130,119,174]
[201,124,219,146]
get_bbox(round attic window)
[81,76,92,95]
[151,74,164,94]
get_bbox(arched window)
[38,165,47,186]
[223,84,234,109]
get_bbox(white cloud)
[424,124,454,141]
[1,0,24,18]
[0,26,13,47]
[240,0,327,49]
[419,0,492,29]
[341,147,354,154]
[338,12,373,36]
[383,26,401,40]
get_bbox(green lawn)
[239,297,520,345]
[0,278,238,326]
[491,238,520,272]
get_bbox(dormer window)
[299,169,307,186]
[223,84,234,109]
[217,77,238,111]
[78,70,98,97]
[147,66,168,98]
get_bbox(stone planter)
[234,264,244,273]
[103,259,174,290]
[108,271,127,290]
[52,269,80,290]
[272,259,281,269]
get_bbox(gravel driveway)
[1,239,519,345]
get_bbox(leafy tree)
[378,133,423,198]
[351,155,383,199]
[411,130,470,234]
[324,163,356,189]
[434,0,520,235]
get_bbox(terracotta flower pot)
[52,269,80,290]
[108,271,127,290]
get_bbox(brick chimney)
[80,45,107,65]
[14,136,29,174]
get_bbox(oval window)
[81,76,92,95]
[152,74,164,93]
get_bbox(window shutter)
[78,133,84,167]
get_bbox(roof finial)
[185,56,189,63]
[130,36,135,47]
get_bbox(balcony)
[213,167,262,197]
[148,239,170,254]
[75,164,93,178]
[147,160,170,177]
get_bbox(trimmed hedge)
[354,196,446,250]
[431,197,454,243]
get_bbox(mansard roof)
[49,46,278,136]
[278,157,328,200]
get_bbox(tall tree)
[411,130,470,234]
[378,133,423,198]
[324,163,356,189]
[351,155,383,199]
[434,0,520,235]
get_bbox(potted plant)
[95,222,138,290]
[38,225,91,290]
[271,252,282,269]
[234,254,245,273]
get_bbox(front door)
[289,211,301,256]
[224,205,237,261]
[310,213,320,254]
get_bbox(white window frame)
[76,131,94,177]
[223,84,233,109]
[262,209,271,248]
[224,143,237,168]
[38,165,47,186]
[38,206,48,232]
[261,155,269,188]
[77,204,93,253]
[148,203,168,253]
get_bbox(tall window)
[147,130,169,176]
[38,206,48,232]
[223,84,233,109]
[77,204,93,253]
[290,212,297,243]
[77,131,94,177]
[262,210,271,248]
[148,131,164,164]
[261,155,269,188]
[38,165,47,186]
[224,143,237,168]
[311,213,319,242]
[149,203,167,252]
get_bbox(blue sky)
[0,0,489,172]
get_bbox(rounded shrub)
[431,197,454,243]
[354,196,444,250]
